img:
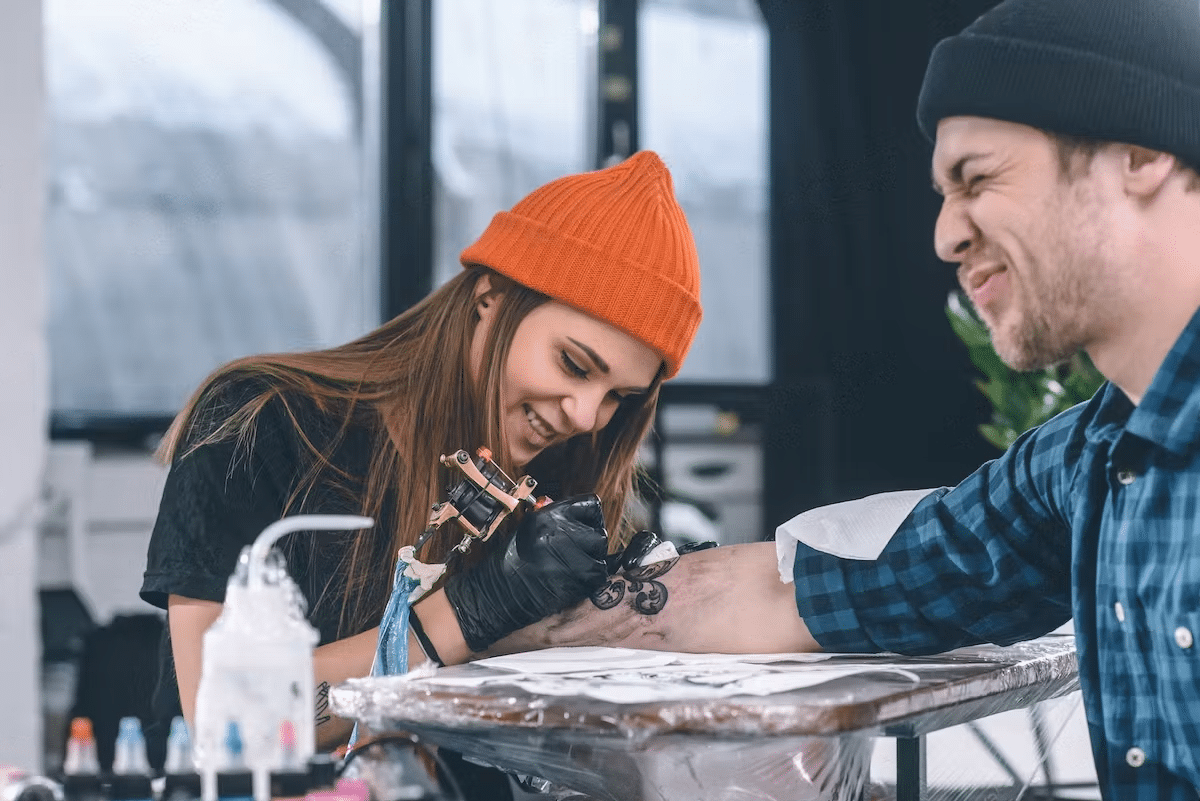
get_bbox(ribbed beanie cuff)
[461,151,702,378]
[464,211,700,377]
[917,0,1200,170]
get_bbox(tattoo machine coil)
[414,446,548,557]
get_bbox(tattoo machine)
[413,446,550,558]
[373,447,549,676]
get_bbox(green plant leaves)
[945,290,1105,450]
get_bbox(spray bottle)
[192,515,372,801]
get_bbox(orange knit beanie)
[459,151,702,378]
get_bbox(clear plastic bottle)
[192,515,371,801]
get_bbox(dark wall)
[759,0,1002,530]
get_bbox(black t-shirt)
[139,380,390,743]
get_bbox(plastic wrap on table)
[330,635,1078,801]
[342,729,872,801]
[338,737,445,800]
[870,691,1097,799]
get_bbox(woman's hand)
[443,494,609,653]
[486,541,821,657]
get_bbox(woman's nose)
[562,389,611,434]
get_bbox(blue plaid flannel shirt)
[793,307,1200,798]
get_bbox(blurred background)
[1,0,1096,795]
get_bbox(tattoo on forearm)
[315,681,331,726]
[591,558,676,615]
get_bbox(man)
[472,0,1200,796]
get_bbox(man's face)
[931,116,1121,371]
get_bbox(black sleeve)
[139,386,304,610]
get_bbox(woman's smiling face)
[469,277,662,468]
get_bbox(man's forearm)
[486,541,820,656]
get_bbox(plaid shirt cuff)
[791,539,881,653]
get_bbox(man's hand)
[444,494,609,653]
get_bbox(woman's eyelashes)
[561,350,590,379]
[560,349,637,404]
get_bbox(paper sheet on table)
[476,647,833,674]
[414,647,954,703]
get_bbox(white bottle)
[193,515,372,801]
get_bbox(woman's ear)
[473,272,493,302]
[468,272,505,385]
[473,272,501,320]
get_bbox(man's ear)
[1121,145,1178,199]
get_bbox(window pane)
[433,0,591,287]
[45,0,377,420]
[641,0,770,383]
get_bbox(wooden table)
[331,635,1079,800]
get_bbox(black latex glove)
[444,494,609,653]
[604,529,663,574]
[603,530,718,574]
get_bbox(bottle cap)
[112,717,151,776]
[267,770,309,800]
[107,774,152,801]
[214,770,252,800]
[306,754,338,792]
[59,773,102,798]
[161,772,202,801]
[163,717,195,776]
[62,717,100,778]
[68,719,93,742]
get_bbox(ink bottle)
[60,718,103,801]
[161,718,201,801]
[267,724,307,801]
[214,724,252,801]
[302,755,336,797]
[108,718,152,801]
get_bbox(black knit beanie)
[917,0,1200,168]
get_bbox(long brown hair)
[158,266,662,635]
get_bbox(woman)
[139,150,703,752]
